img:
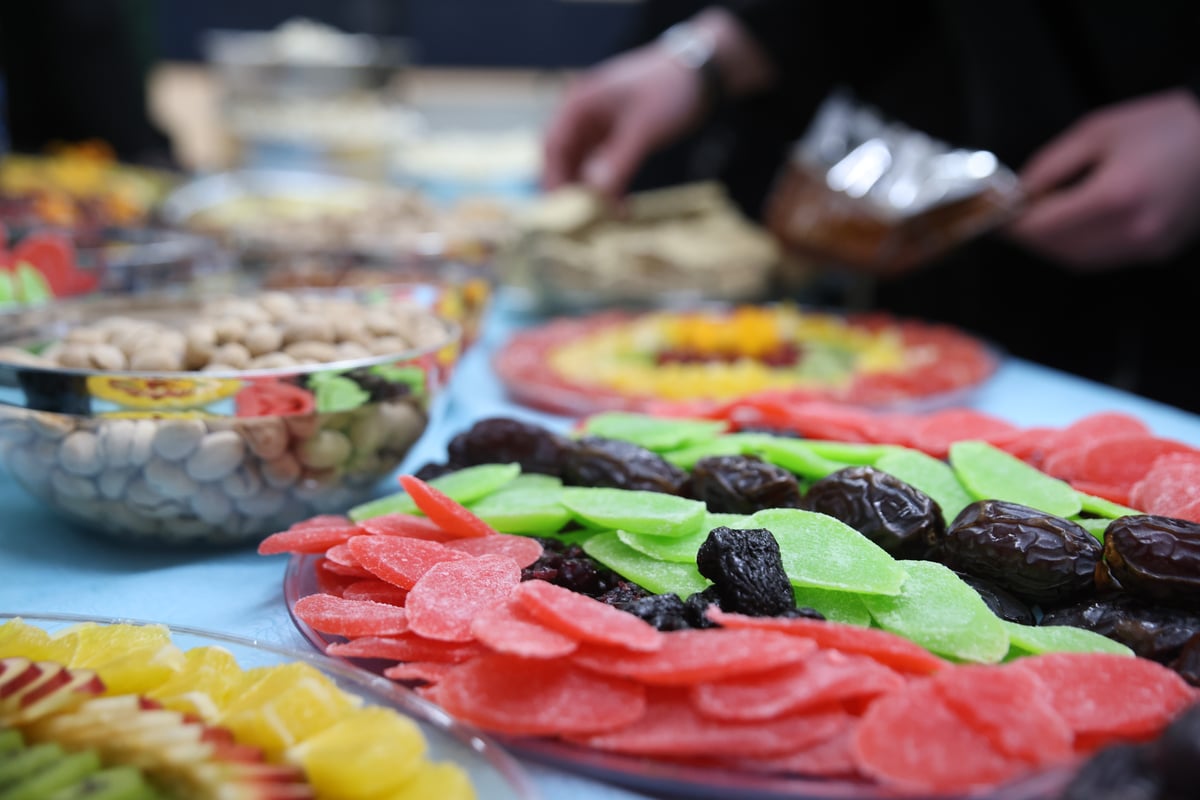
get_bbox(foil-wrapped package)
[765,92,1022,273]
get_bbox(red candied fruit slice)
[1010,652,1198,747]
[469,598,579,659]
[513,580,662,653]
[445,533,544,568]
[326,633,486,664]
[293,593,409,637]
[706,608,948,675]
[397,474,497,539]
[425,653,647,736]
[572,627,813,686]
[734,728,862,779]
[854,678,1030,794]
[340,578,409,606]
[257,520,363,555]
[690,649,906,722]
[572,686,854,758]
[931,663,1073,767]
[756,399,877,442]
[313,558,358,596]
[358,512,458,542]
[1057,412,1152,449]
[908,408,1019,459]
[405,554,522,642]
[1071,480,1132,507]
[1130,452,1200,522]
[383,662,457,685]
[347,534,468,590]
[1075,435,1197,491]
[990,425,1062,468]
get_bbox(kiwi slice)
[0,749,101,800]
[47,765,163,800]
[0,742,65,787]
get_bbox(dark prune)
[695,526,796,616]
[521,538,624,597]
[688,455,802,514]
[560,436,689,494]
[446,417,571,476]
[954,570,1035,625]
[596,580,652,607]
[1040,595,1200,663]
[1100,515,1200,607]
[618,593,692,631]
[800,466,944,558]
[1152,699,1200,791]
[1059,743,1162,800]
[411,461,457,481]
[1167,634,1200,687]
[940,500,1101,605]
[683,586,722,629]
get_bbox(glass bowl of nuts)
[0,286,461,546]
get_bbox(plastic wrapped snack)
[765,92,1022,273]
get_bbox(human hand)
[541,43,711,201]
[1006,89,1200,269]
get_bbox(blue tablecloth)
[3,290,1200,799]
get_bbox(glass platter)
[0,611,539,800]
[283,554,1075,800]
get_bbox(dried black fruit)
[1101,515,1200,608]
[954,571,1035,625]
[688,455,802,514]
[696,526,796,617]
[446,417,571,476]
[1040,595,1200,664]
[521,538,625,597]
[940,500,1101,605]
[800,465,944,558]
[618,593,692,631]
[1167,634,1200,688]
[1059,743,1162,800]
[683,586,722,629]
[561,436,689,494]
[1152,700,1200,791]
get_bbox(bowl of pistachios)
[0,286,460,546]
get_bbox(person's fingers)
[583,113,658,200]
[1018,116,1107,199]
[1006,171,1136,267]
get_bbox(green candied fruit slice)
[792,440,904,466]
[1077,491,1143,520]
[876,448,975,524]
[14,262,54,304]
[747,508,906,596]
[861,560,1009,664]
[662,436,753,470]
[580,412,728,452]
[1071,517,1110,541]
[745,437,852,480]
[618,527,708,564]
[583,531,712,598]
[1001,620,1133,658]
[467,486,570,535]
[349,463,522,521]
[949,440,1082,519]
[791,585,873,627]
[559,487,706,537]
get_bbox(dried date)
[800,466,943,558]
[1040,595,1200,664]
[445,416,572,476]
[560,436,689,494]
[688,454,802,514]
[1100,515,1200,608]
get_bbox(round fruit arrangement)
[493,305,997,416]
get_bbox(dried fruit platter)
[493,305,997,416]
[267,410,1200,800]
[0,613,534,799]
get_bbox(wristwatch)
[658,21,726,108]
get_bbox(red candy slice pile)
[262,476,1200,796]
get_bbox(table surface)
[3,289,1199,800]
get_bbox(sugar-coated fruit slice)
[292,593,410,637]
[734,728,861,778]
[1075,490,1144,520]
[425,653,646,736]
[469,598,579,659]
[582,531,712,598]
[573,686,854,758]
[326,634,486,664]
[1077,434,1198,490]
[257,518,363,555]
[930,664,1073,766]
[340,578,410,606]
[875,447,975,524]
[1001,620,1133,657]
[789,585,873,627]
[571,627,814,686]
[404,554,522,642]
[1009,651,1198,744]
[949,440,1083,519]
[661,435,755,470]
[382,661,457,686]
[746,437,849,480]
[852,677,1029,793]
[398,475,498,539]
[705,609,948,675]
[465,486,570,535]
[348,463,521,521]
[581,412,728,452]
[860,560,1010,664]
[357,512,456,542]
[1130,451,1200,522]
[347,535,468,590]
[616,527,709,564]
[559,487,707,537]
[746,508,906,596]
[444,533,544,568]
[690,649,904,721]
[512,580,662,652]
[909,409,1020,459]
